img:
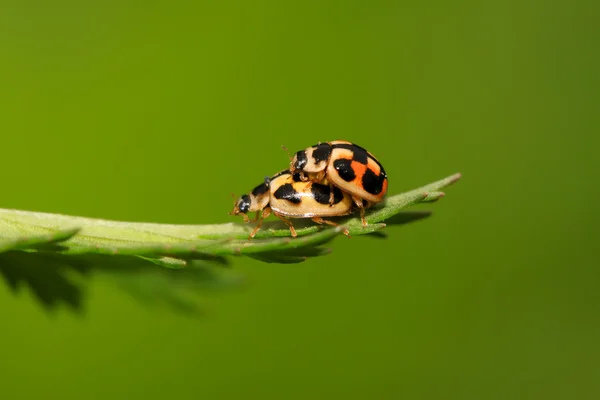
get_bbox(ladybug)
[289,140,388,226]
[230,170,354,239]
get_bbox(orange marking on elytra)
[379,178,388,198]
[350,160,368,187]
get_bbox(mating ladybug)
[289,140,388,226]
[230,170,354,239]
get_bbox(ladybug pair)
[231,140,388,239]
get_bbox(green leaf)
[0,172,461,314]
[0,172,461,262]
[0,228,80,253]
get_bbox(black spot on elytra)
[238,195,251,213]
[362,168,386,195]
[333,159,355,182]
[333,142,384,169]
[333,142,368,153]
[311,143,332,164]
[311,183,344,205]
[252,183,268,196]
[274,183,302,204]
[351,147,368,164]
[292,172,304,182]
[293,151,307,170]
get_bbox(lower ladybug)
[230,170,353,239]
[289,140,388,227]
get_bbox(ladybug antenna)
[229,193,238,211]
[281,145,293,160]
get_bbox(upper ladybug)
[289,140,388,226]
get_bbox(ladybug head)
[290,149,308,171]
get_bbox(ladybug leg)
[311,217,351,237]
[274,213,297,237]
[359,207,367,227]
[328,184,335,206]
[316,170,327,182]
[242,213,251,223]
[302,170,323,185]
[249,207,271,240]
[352,195,368,227]
[298,171,309,182]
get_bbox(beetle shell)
[230,169,355,238]
[268,171,354,218]
[290,140,388,204]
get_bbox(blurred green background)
[1,0,598,399]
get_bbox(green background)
[1,1,598,399]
